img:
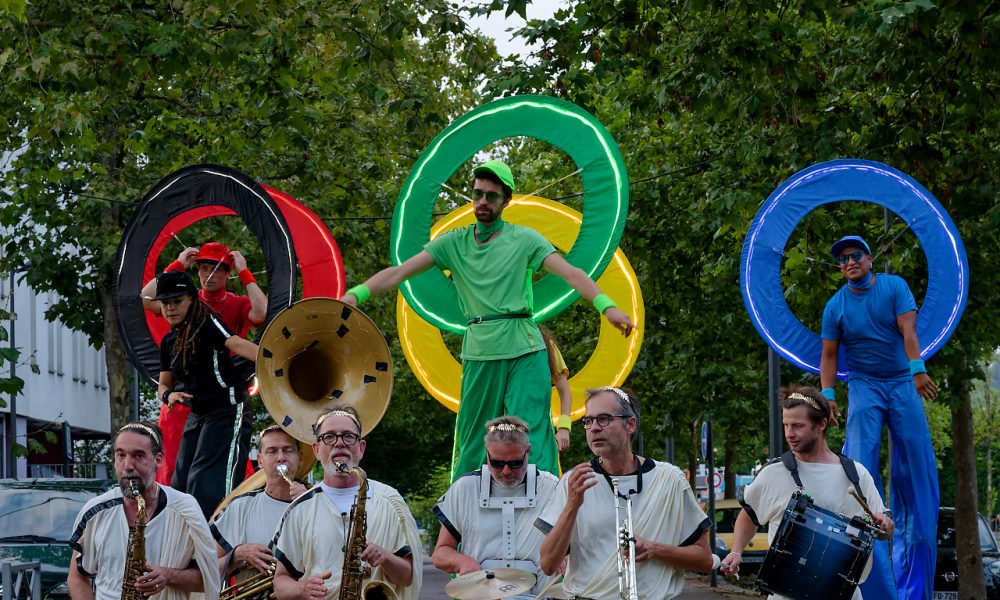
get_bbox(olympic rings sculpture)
[740,158,969,378]
[396,196,645,420]
[391,95,629,335]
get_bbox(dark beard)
[794,437,818,455]
[120,476,147,498]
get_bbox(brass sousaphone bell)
[256,297,393,440]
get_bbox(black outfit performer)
[156,271,257,518]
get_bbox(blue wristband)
[910,359,927,376]
[821,388,835,401]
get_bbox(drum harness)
[479,464,540,574]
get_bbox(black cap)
[154,271,198,300]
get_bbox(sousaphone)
[211,297,393,520]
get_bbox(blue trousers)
[843,377,938,600]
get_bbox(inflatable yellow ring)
[396,196,644,423]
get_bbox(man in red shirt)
[142,242,267,486]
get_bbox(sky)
[465,0,566,59]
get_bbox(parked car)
[0,478,114,598]
[934,507,1000,600]
[704,498,770,573]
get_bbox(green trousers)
[451,349,560,479]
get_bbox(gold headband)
[315,410,361,431]
[788,393,823,412]
[487,422,528,433]
[119,423,160,446]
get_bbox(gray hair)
[483,415,530,448]
[585,386,640,441]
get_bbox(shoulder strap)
[837,453,866,503]
[780,451,804,489]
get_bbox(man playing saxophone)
[211,424,310,583]
[536,387,713,600]
[271,406,422,600]
[67,422,220,600]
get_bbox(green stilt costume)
[424,219,561,479]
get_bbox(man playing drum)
[432,416,560,599]
[536,387,713,600]
[720,386,894,599]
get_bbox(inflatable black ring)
[113,164,297,383]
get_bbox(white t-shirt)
[741,457,888,600]
[536,458,710,600]
[434,467,559,594]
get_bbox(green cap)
[473,160,515,192]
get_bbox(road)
[419,559,758,599]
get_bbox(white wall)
[0,275,111,437]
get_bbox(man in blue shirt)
[820,235,939,600]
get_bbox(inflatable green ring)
[391,95,629,334]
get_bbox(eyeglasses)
[472,189,503,204]
[835,251,867,265]
[316,431,360,446]
[487,452,528,470]
[581,413,630,429]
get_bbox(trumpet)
[276,464,295,486]
[612,478,639,600]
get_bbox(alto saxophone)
[334,462,396,600]
[122,479,149,600]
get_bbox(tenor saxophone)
[121,479,149,600]
[335,462,396,600]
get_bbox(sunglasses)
[472,189,503,204]
[487,452,528,470]
[835,251,867,265]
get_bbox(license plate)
[933,592,958,600]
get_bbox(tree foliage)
[0,0,495,496]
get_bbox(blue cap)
[830,236,871,258]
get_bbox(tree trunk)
[98,284,131,433]
[724,437,736,499]
[953,356,987,599]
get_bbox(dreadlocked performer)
[155,270,260,518]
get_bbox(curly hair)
[169,298,214,374]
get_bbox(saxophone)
[335,462,396,600]
[121,479,149,600]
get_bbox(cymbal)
[444,569,536,600]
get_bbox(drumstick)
[847,484,886,536]
[532,576,563,600]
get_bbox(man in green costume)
[341,160,634,478]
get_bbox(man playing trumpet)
[271,406,422,600]
[720,386,894,598]
[211,425,309,583]
[536,387,713,599]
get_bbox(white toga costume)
[70,485,220,600]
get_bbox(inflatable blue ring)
[740,159,969,379]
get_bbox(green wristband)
[557,415,572,431]
[346,284,371,305]
[593,293,617,314]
